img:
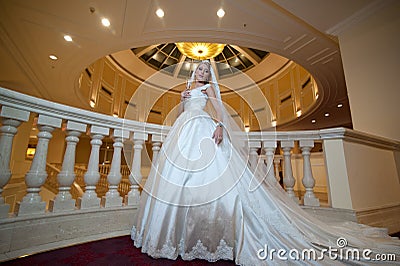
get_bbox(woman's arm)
[177,89,190,117]
[205,85,224,144]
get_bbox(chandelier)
[175,42,225,60]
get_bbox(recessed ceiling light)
[337,103,343,108]
[49,55,58,60]
[271,120,277,127]
[64,35,73,42]
[296,110,302,117]
[217,8,225,18]
[90,100,95,108]
[101,18,110,27]
[311,119,316,123]
[315,93,319,99]
[156,8,164,18]
[324,113,330,117]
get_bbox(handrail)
[1,87,398,151]
[0,86,170,135]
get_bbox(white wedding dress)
[131,84,400,265]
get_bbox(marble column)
[273,157,281,182]
[300,140,320,206]
[151,134,164,163]
[49,121,87,212]
[262,141,277,183]
[248,141,261,172]
[281,140,299,203]
[77,125,109,209]
[16,115,62,216]
[125,132,148,206]
[0,106,30,218]
[102,129,129,208]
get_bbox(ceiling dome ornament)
[175,42,225,60]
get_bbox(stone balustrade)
[0,86,399,261]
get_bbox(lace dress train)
[131,84,400,265]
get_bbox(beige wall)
[339,2,400,141]
[343,141,400,211]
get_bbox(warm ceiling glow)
[156,8,164,18]
[101,18,111,27]
[217,8,225,18]
[175,42,225,60]
[64,35,73,42]
[49,55,58,60]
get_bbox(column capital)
[37,114,62,128]
[281,140,294,148]
[64,121,87,133]
[299,139,314,148]
[89,125,109,136]
[112,129,130,139]
[132,132,148,141]
[0,106,30,121]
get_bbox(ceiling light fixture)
[311,119,316,123]
[90,100,95,108]
[175,42,225,60]
[296,110,302,117]
[324,113,330,117]
[217,8,225,18]
[101,18,111,27]
[64,35,73,42]
[337,103,343,108]
[156,8,164,18]
[49,55,58,60]
[271,120,277,127]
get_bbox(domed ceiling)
[131,43,269,79]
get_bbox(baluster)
[125,132,148,206]
[101,129,129,208]
[0,107,30,218]
[77,126,109,209]
[248,141,261,171]
[273,157,281,182]
[300,140,320,206]
[151,134,164,163]
[281,140,299,203]
[16,115,62,216]
[49,121,86,212]
[262,141,277,183]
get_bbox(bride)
[131,60,400,265]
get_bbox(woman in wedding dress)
[131,61,400,265]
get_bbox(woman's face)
[195,63,210,82]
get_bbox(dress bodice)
[183,84,209,111]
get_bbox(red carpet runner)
[3,236,235,265]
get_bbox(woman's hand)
[181,89,191,101]
[212,126,223,145]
